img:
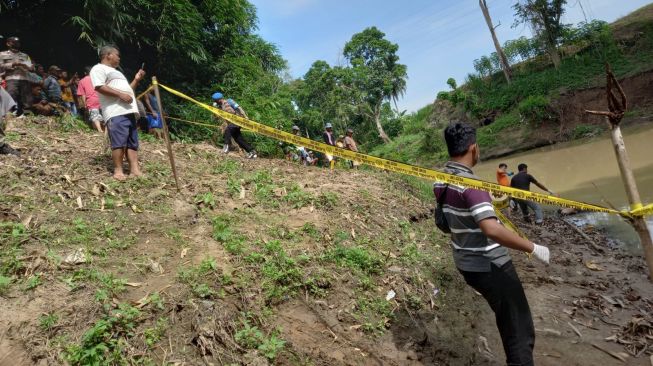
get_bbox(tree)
[513,0,568,69]
[479,0,512,83]
[343,27,407,143]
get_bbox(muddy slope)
[0,118,651,365]
[482,69,653,160]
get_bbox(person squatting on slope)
[211,92,257,159]
[91,45,145,180]
[510,163,555,224]
[434,122,550,366]
[282,125,310,164]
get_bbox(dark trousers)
[460,261,534,366]
[5,80,32,115]
[224,124,252,153]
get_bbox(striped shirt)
[434,161,511,272]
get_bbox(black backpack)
[435,184,451,234]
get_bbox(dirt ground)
[0,118,651,365]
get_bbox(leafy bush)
[517,95,554,124]
[572,124,602,139]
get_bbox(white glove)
[531,243,550,265]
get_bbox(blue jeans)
[64,101,77,116]
[516,199,543,223]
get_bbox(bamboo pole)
[606,118,653,281]
[152,77,181,192]
[586,64,653,281]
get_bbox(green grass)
[324,245,382,275]
[354,296,394,336]
[64,304,143,365]
[177,258,221,298]
[476,112,522,148]
[260,240,305,301]
[234,319,286,361]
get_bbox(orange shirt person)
[496,163,513,186]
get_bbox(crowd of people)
[276,122,361,169]
[0,34,364,175]
[0,36,165,160]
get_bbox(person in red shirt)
[76,66,104,132]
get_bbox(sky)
[250,0,652,112]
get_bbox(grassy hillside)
[374,3,653,167]
[0,117,471,365]
[2,116,652,365]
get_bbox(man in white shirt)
[90,46,145,180]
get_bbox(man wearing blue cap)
[211,92,256,159]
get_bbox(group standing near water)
[496,162,556,224]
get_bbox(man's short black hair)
[84,66,92,75]
[499,163,507,169]
[518,163,528,171]
[444,122,476,158]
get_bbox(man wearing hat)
[322,123,336,169]
[211,92,257,159]
[43,65,63,104]
[0,37,34,116]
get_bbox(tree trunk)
[547,44,561,69]
[374,104,391,143]
[479,0,512,83]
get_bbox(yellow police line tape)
[152,81,653,219]
[164,115,251,132]
[136,85,154,101]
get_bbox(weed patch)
[177,258,221,298]
[211,215,246,254]
[64,304,142,365]
[260,240,305,302]
[354,297,394,336]
[234,319,286,361]
[324,245,382,275]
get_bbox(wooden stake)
[586,64,653,282]
[152,77,181,192]
[606,117,653,281]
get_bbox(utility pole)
[586,64,653,282]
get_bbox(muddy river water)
[475,126,653,252]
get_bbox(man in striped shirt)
[434,122,550,366]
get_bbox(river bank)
[479,64,653,161]
[480,212,652,366]
[476,125,653,252]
